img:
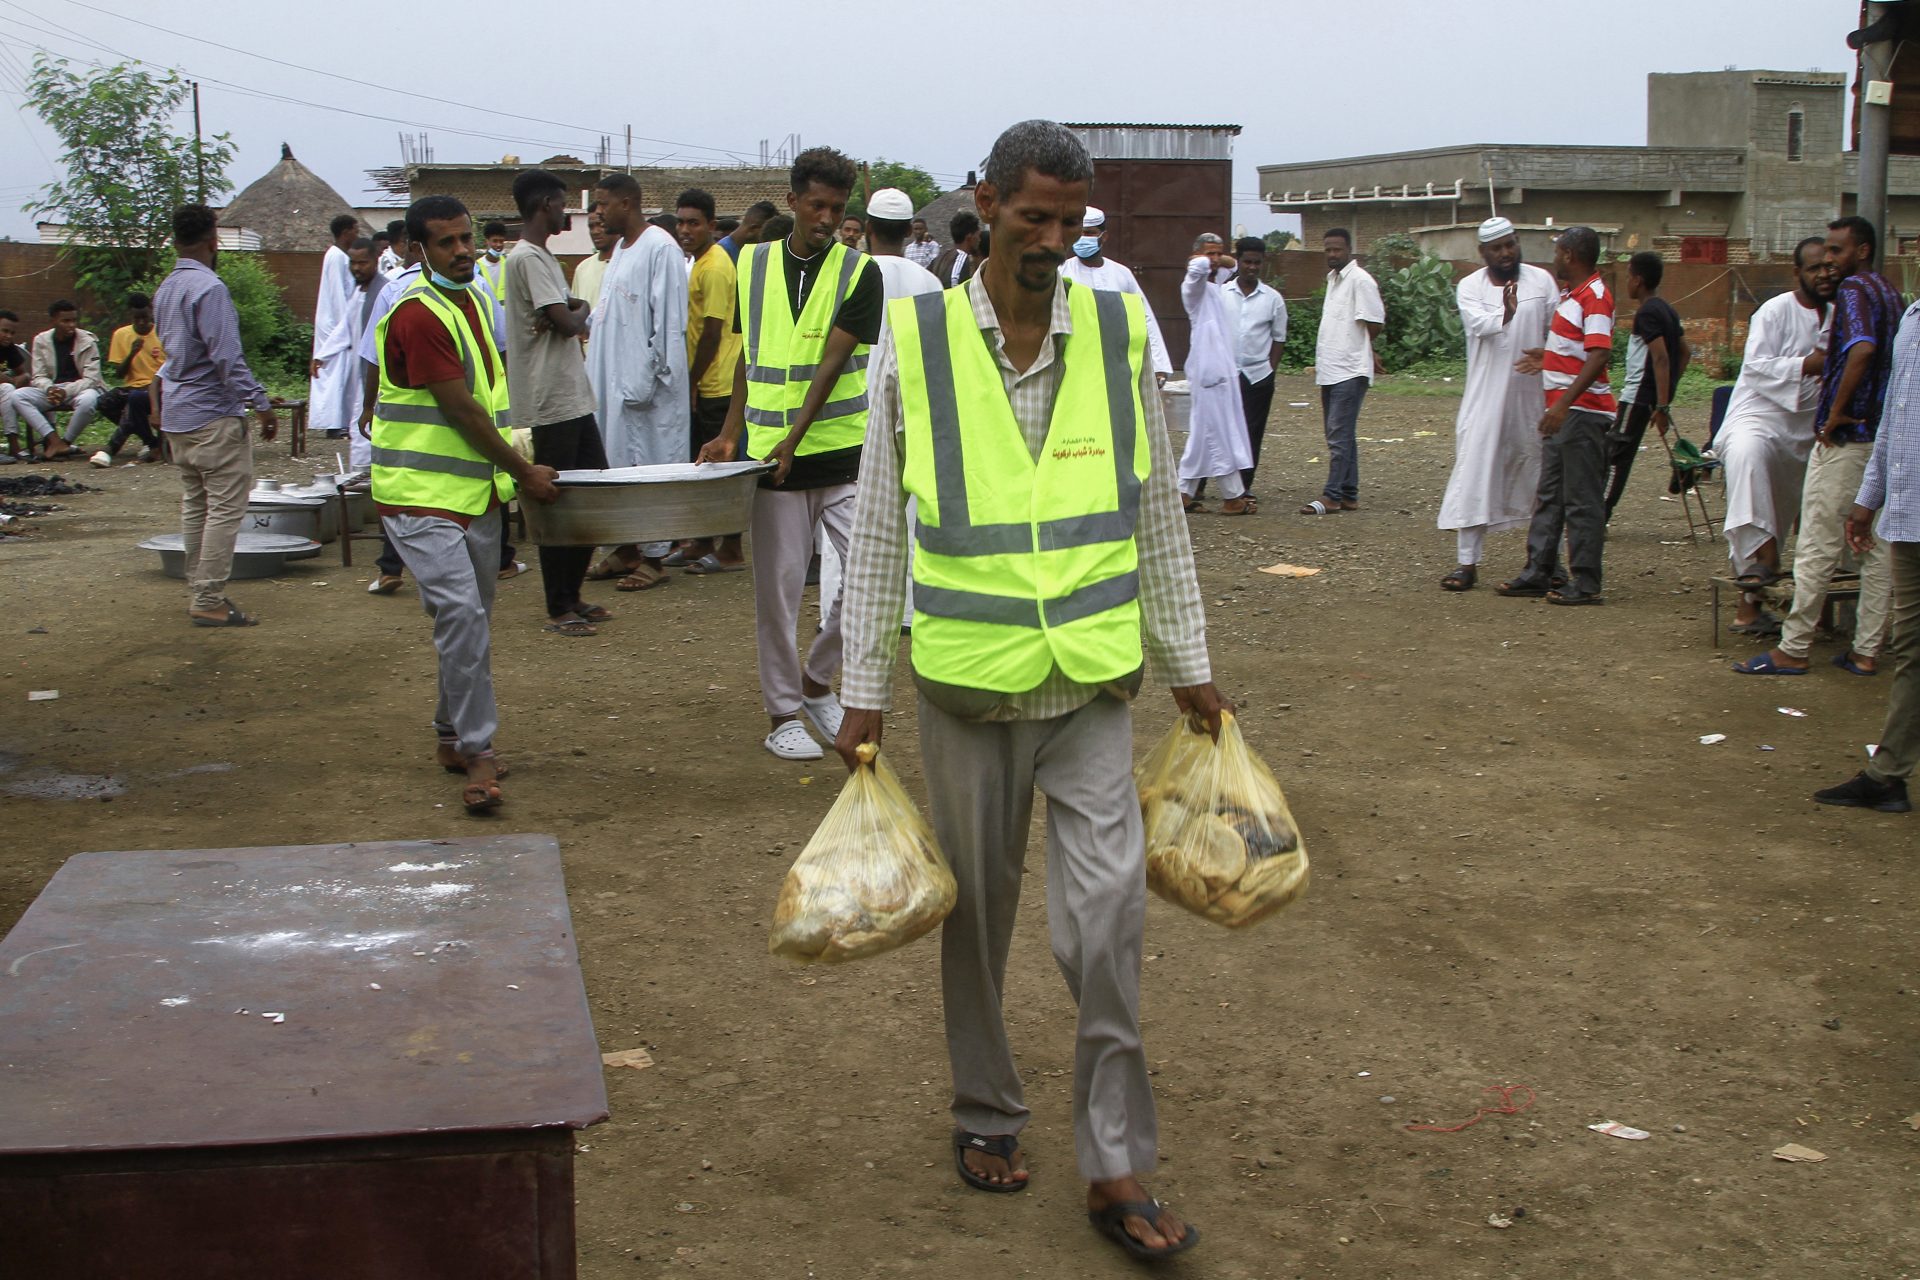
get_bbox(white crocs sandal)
[764,719,823,761]
[801,689,844,741]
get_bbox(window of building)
[1787,104,1805,162]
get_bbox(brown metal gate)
[1089,158,1234,370]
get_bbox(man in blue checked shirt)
[1814,297,1920,814]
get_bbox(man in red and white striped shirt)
[1496,226,1616,605]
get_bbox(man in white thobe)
[1059,205,1172,380]
[584,172,690,587]
[1439,217,1556,589]
[1177,233,1253,512]
[315,239,388,474]
[307,214,361,435]
[1716,235,1834,632]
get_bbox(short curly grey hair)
[983,119,1093,199]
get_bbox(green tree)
[24,55,235,313]
[845,158,944,220]
[1375,250,1465,371]
[1263,229,1296,253]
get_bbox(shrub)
[143,249,310,385]
[1376,251,1464,372]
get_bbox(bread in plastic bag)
[769,742,958,963]
[1136,710,1309,928]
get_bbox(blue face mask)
[1072,236,1101,260]
[428,269,469,291]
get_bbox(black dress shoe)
[1812,772,1911,813]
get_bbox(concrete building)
[1258,70,1920,263]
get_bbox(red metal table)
[0,833,607,1279]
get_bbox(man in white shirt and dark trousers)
[1303,227,1383,515]
[1222,236,1286,496]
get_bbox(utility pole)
[191,80,204,202]
[1857,2,1895,241]
[625,125,632,174]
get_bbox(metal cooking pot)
[245,492,329,544]
[522,461,776,547]
[138,532,321,579]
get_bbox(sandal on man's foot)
[462,778,502,815]
[953,1130,1028,1193]
[1494,578,1549,597]
[585,556,637,581]
[1298,499,1340,515]
[615,564,670,591]
[1546,589,1604,606]
[1729,610,1782,637]
[1182,497,1206,513]
[576,603,613,623]
[684,552,745,575]
[1731,652,1808,675]
[1441,565,1477,592]
[1220,497,1252,516]
[190,599,258,627]
[439,749,509,780]
[542,618,598,636]
[1832,651,1879,677]
[1733,569,1784,588]
[1088,1200,1199,1261]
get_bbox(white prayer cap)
[868,188,914,220]
[1083,205,1106,229]
[1478,216,1516,244]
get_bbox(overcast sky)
[0,0,1868,245]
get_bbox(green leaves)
[1377,249,1464,373]
[24,54,236,317]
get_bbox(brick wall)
[0,242,326,330]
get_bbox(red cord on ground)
[1404,1084,1537,1133]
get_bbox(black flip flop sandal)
[953,1130,1028,1193]
[190,599,257,627]
[1088,1199,1199,1261]
[1494,579,1549,597]
[1546,589,1605,606]
[1441,565,1477,591]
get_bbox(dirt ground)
[2,375,1914,1279]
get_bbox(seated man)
[12,300,104,459]
[92,291,169,466]
[0,309,29,463]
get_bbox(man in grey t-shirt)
[505,170,609,635]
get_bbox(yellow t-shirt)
[108,324,167,388]
[686,244,741,400]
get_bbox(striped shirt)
[839,273,1213,719]
[1856,299,1920,542]
[1543,273,1616,416]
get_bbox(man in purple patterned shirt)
[1735,215,1896,677]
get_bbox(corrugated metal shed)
[1066,123,1242,161]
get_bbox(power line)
[37,0,768,167]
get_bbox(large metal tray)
[138,532,322,579]
[522,461,775,547]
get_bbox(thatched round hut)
[220,144,366,252]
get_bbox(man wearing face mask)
[1176,233,1253,513]
[1058,206,1171,384]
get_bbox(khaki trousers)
[1869,540,1920,783]
[1781,441,1891,659]
[920,692,1157,1181]
[170,416,253,613]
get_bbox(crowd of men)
[0,295,168,466]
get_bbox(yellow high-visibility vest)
[893,281,1150,692]
[737,240,870,460]
[370,277,515,514]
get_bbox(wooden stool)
[276,398,310,458]
[0,834,606,1279]
[1710,573,1861,647]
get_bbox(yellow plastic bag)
[769,743,958,963]
[1136,711,1309,928]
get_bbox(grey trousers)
[750,483,853,717]
[171,416,253,613]
[1869,540,1920,784]
[1519,408,1610,596]
[8,386,101,441]
[385,508,502,759]
[920,692,1156,1181]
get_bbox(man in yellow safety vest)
[698,146,885,762]
[371,195,560,815]
[834,119,1226,1263]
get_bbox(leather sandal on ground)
[1441,565,1477,591]
[953,1130,1029,1193]
[615,564,670,591]
[1182,497,1206,513]
[1087,1199,1198,1261]
[1220,497,1252,515]
[440,752,509,780]
[462,777,502,815]
[1546,589,1605,606]
[585,556,638,581]
[684,552,745,574]
[542,618,598,636]
[190,599,258,627]
[576,603,613,623]
[1494,577,1549,597]
[1298,499,1340,515]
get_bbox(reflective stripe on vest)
[369,278,515,515]
[896,282,1150,692]
[739,241,870,458]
